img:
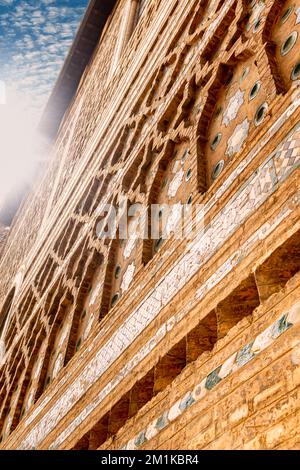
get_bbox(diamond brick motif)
[271,314,293,339]
[274,136,300,180]
[179,392,195,411]
[156,412,169,431]
[236,342,255,367]
[135,431,147,448]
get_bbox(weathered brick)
[229,404,249,426]
[265,424,285,449]
[253,383,283,411]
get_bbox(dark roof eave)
[39,0,117,140]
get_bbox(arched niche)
[198,56,268,186]
[142,138,194,264]
[33,289,74,400]
[267,0,300,91]
[0,365,25,440]
[19,335,47,419]
[70,250,104,354]
[100,199,145,317]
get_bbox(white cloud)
[0,0,86,126]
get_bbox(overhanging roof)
[39,0,117,139]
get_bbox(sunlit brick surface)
[1,0,300,450]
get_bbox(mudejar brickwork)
[1,0,300,450]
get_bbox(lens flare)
[0,86,47,211]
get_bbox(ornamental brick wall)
[0,224,8,258]
[1,0,300,450]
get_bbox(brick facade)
[0,224,9,259]
[1,0,300,450]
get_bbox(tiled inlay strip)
[19,123,300,450]
[121,305,300,450]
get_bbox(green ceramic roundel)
[186,168,192,181]
[249,81,261,101]
[115,265,121,279]
[280,6,294,25]
[241,67,250,82]
[281,32,298,56]
[210,133,222,151]
[76,338,82,351]
[111,292,120,307]
[254,103,268,126]
[212,160,225,181]
[291,61,300,81]
[155,237,164,253]
[253,18,261,32]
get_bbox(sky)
[0,0,88,206]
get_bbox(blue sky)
[0,0,88,121]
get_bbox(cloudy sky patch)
[0,0,88,207]
[0,0,87,123]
